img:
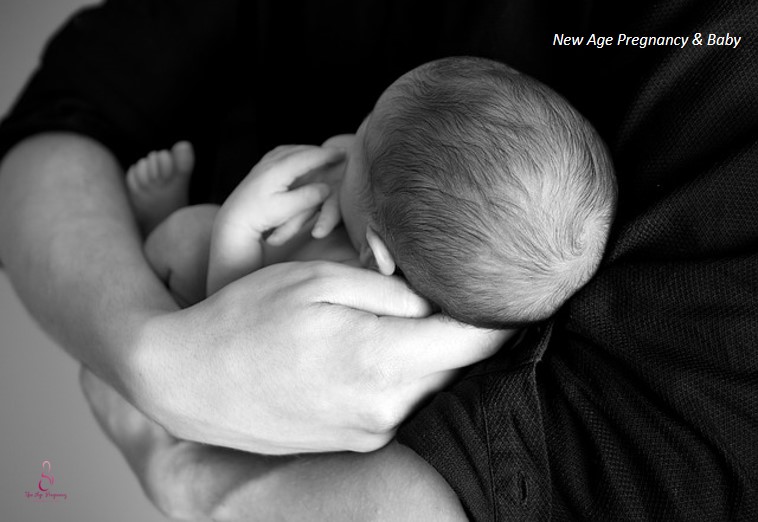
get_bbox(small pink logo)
[25,460,68,502]
[38,461,54,491]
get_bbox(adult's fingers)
[315,264,431,318]
[287,262,512,370]
[377,315,516,376]
[403,368,463,408]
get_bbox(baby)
[127,56,617,329]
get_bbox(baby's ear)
[365,227,396,276]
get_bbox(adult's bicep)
[0,0,242,167]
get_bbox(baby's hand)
[218,145,345,246]
[310,134,356,239]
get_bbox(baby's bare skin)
[146,205,360,307]
[102,122,514,518]
[130,141,360,304]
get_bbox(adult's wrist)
[126,306,189,431]
[128,301,252,449]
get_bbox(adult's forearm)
[154,440,466,521]
[0,133,177,401]
[2,135,510,454]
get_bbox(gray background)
[1,1,170,520]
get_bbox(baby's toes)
[126,157,149,192]
[171,141,195,178]
[156,149,175,182]
[146,151,164,186]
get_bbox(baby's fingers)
[264,182,326,224]
[263,147,345,190]
[312,191,342,238]
[268,183,330,244]
[259,144,310,164]
[284,182,330,213]
[267,210,315,246]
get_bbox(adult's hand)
[137,260,513,455]
[0,133,509,457]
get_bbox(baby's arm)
[206,145,344,295]
[164,440,466,521]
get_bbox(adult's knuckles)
[361,399,405,437]
[296,262,345,299]
[350,362,407,435]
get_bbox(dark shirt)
[2,1,757,520]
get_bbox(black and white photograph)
[0,0,756,520]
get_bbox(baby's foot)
[127,141,194,234]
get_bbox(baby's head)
[338,57,617,328]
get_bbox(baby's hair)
[364,57,617,328]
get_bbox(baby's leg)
[144,205,219,308]
[126,142,194,235]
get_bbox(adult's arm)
[0,133,175,400]
[164,443,467,521]
[203,443,466,521]
[0,132,509,455]
[0,0,514,456]
[80,367,467,521]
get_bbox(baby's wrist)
[213,209,265,245]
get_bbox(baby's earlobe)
[365,227,396,276]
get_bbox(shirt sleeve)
[0,0,242,168]
[399,1,758,520]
